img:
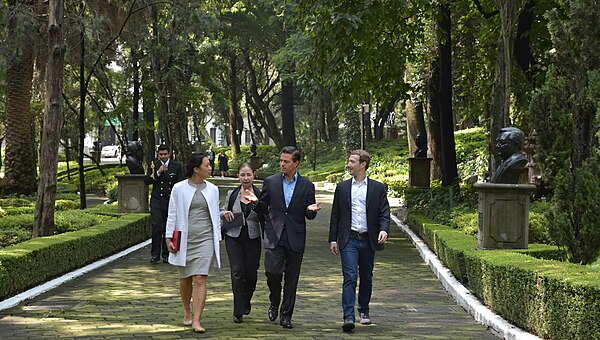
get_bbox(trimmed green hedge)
[407,213,600,339]
[0,213,150,300]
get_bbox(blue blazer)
[255,173,317,253]
[328,178,390,251]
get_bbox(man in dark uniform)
[144,145,184,264]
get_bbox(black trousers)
[225,226,261,317]
[264,229,303,320]
[150,207,168,258]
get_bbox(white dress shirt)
[351,177,368,233]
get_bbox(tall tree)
[489,0,526,172]
[1,0,38,196]
[34,0,65,237]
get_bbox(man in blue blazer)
[329,149,390,332]
[246,146,321,329]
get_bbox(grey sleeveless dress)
[177,182,214,278]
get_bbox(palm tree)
[0,0,38,196]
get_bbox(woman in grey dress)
[166,153,221,333]
[221,162,263,323]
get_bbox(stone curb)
[391,214,540,340]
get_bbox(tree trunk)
[364,97,373,142]
[406,98,426,157]
[243,52,284,149]
[427,56,443,181]
[514,0,534,79]
[438,3,459,186]
[228,56,241,157]
[34,0,64,237]
[489,0,522,173]
[78,12,87,209]
[1,0,37,196]
[141,72,156,166]
[131,49,140,141]
[281,79,296,147]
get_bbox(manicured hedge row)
[0,213,150,301]
[407,213,600,339]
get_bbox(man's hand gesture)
[307,202,321,211]
[243,189,259,203]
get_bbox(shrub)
[0,198,34,207]
[408,213,600,339]
[105,180,119,202]
[3,206,35,215]
[55,199,80,211]
[0,207,5,218]
[547,157,600,264]
[0,214,151,299]
[54,210,112,234]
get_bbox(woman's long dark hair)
[185,153,209,178]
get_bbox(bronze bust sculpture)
[126,141,145,174]
[414,133,428,158]
[491,127,527,184]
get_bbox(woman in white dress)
[166,153,221,333]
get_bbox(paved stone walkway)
[0,179,498,339]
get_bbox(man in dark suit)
[144,145,184,264]
[329,149,390,332]
[246,146,321,329]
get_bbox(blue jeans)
[340,235,375,321]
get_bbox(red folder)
[172,228,182,252]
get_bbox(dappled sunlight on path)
[0,180,498,339]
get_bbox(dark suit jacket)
[144,159,184,210]
[329,178,391,251]
[255,173,317,253]
[491,152,527,184]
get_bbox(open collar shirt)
[351,176,368,233]
[282,172,298,209]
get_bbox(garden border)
[404,213,600,339]
[0,214,151,302]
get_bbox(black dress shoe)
[268,305,278,321]
[150,256,160,264]
[161,256,168,263]
[233,315,243,323]
[280,318,293,329]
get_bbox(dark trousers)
[150,207,169,258]
[225,227,261,317]
[209,159,215,175]
[264,229,303,321]
[340,234,375,320]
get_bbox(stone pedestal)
[474,183,536,249]
[115,174,149,213]
[408,157,432,188]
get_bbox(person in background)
[206,145,216,177]
[221,162,263,323]
[245,146,321,329]
[218,149,229,178]
[165,153,221,333]
[144,144,184,264]
[328,149,390,332]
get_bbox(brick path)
[0,179,498,339]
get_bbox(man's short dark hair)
[157,144,170,153]
[280,146,301,162]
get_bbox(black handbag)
[221,212,244,231]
